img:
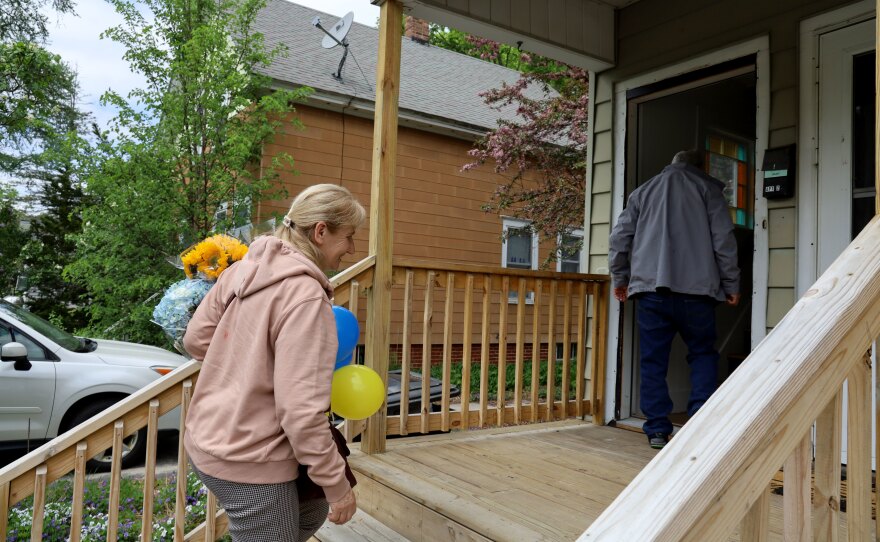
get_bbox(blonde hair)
[273,183,366,266]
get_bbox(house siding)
[586,0,856,330]
[259,105,591,368]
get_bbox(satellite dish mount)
[312,12,354,80]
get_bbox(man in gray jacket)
[609,150,740,449]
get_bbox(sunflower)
[180,234,249,281]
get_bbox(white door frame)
[797,0,875,466]
[797,0,875,296]
[607,36,771,421]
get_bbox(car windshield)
[0,300,83,352]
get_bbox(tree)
[0,185,27,293]
[67,0,310,344]
[17,129,92,330]
[430,26,589,263]
[0,0,75,43]
[0,0,79,173]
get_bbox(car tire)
[67,399,147,472]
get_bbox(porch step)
[313,509,411,542]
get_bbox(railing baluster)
[875,342,880,542]
[349,280,360,361]
[441,272,454,431]
[400,269,414,435]
[739,486,770,542]
[590,282,609,424]
[847,358,872,541]
[561,281,573,418]
[479,274,491,427]
[421,270,435,434]
[461,273,474,430]
[497,276,510,427]
[514,277,526,424]
[783,432,811,542]
[576,282,587,418]
[205,490,218,541]
[0,479,9,541]
[531,280,543,423]
[68,443,87,542]
[29,465,47,542]
[141,399,160,542]
[546,280,558,421]
[107,421,125,542]
[814,391,842,542]
[175,380,193,542]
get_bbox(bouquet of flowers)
[153,234,249,353]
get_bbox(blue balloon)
[332,306,359,364]
[335,351,353,371]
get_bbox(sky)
[42,0,380,131]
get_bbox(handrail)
[392,256,610,282]
[0,360,200,504]
[581,215,880,540]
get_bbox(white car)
[0,300,187,471]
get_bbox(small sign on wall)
[761,145,796,199]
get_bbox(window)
[0,323,49,361]
[502,218,537,303]
[705,133,754,229]
[213,196,254,241]
[556,230,584,273]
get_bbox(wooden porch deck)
[342,420,856,541]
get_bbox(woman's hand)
[327,488,357,525]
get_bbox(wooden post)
[362,0,402,454]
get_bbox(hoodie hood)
[228,236,333,300]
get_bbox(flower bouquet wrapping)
[153,234,249,355]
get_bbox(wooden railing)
[581,215,880,540]
[375,258,610,438]
[0,361,232,541]
[0,254,608,540]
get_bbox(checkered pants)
[192,464,329,542]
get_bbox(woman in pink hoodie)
[183,184,366,541]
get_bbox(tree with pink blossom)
[431,27,589,263]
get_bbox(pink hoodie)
[183,236,350,502]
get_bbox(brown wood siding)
[259,105,577,345]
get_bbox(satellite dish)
[317,12,353,49]
[312,12,355,80]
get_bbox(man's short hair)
[672,150,705,169]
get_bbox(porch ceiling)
[395,0,630,72]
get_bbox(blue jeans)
[637,291,719,436]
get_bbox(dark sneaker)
[648,433,669,449]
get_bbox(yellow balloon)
[331,365,385,420]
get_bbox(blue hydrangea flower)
[152,278,214,342]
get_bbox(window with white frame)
[556,229,584,273]
[502,218,538,303]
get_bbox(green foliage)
[0,37,79,174]
[0,0,75,43]
[5,470,231,541]
[0,186,27,292]
[67,0,311,343]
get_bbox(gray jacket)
[608,162,740,302]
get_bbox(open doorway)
[618,57,757,431]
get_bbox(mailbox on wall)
[761,145,796,199]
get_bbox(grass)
[423,358,580,402]
[4,470,231,541]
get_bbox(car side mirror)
[1,342,32,371]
